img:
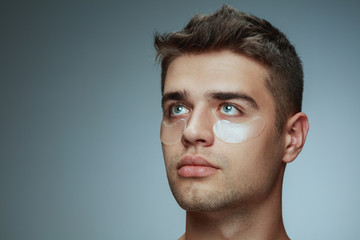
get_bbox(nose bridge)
[182,103,215,146]
[187,103,213,129]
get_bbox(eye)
[171,104,189,116]
[220,103,242,116]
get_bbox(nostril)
[181,114,215,146]
[182,126,214,147]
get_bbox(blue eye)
[220,104,241,116]
[171,105,189,116]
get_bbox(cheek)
[161,144,172,168]
[161,144,182,172]
[215,135,268,161]
[215,132,280,182]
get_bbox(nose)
[182,107,214,147]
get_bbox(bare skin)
[162,51,309,240]
[178,165,288,240]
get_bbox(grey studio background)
[1,0,359,239]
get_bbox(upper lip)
[177,154,219,169]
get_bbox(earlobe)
[282,112,309,163]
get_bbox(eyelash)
[219,102,244,117]
[164,102,245,118]
[165,103,190,117]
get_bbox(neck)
[181,165,289,240]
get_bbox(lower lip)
[177,165,218,177]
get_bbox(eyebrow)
[161,90,259,110]
[205,91,259,110]
[161,90,189,109]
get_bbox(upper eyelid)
[219,102,245,112]
[206,91,259,110]
[164,102,191,116]
[163,101,246,115]
[163,100,192,110]
[163,101,186,109]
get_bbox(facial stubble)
[164,149,256,213]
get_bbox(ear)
[282,112,309,163]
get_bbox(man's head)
[155,5,308,213]
[155,5,303,133]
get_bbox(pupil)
[224,105,232,112]
[175,106,182,113]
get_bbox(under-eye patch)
[160,116,265,145]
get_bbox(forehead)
[164,51,272,106]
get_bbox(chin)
[170,182,242,213]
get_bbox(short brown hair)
[154,5,303,132]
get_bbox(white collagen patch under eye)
[213,116,265,143]
[160,116,265,145]
[160,119,187,145]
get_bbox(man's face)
[161,51,285,212]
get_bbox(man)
[154,5,309,240]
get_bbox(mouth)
[177,154,219,178]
